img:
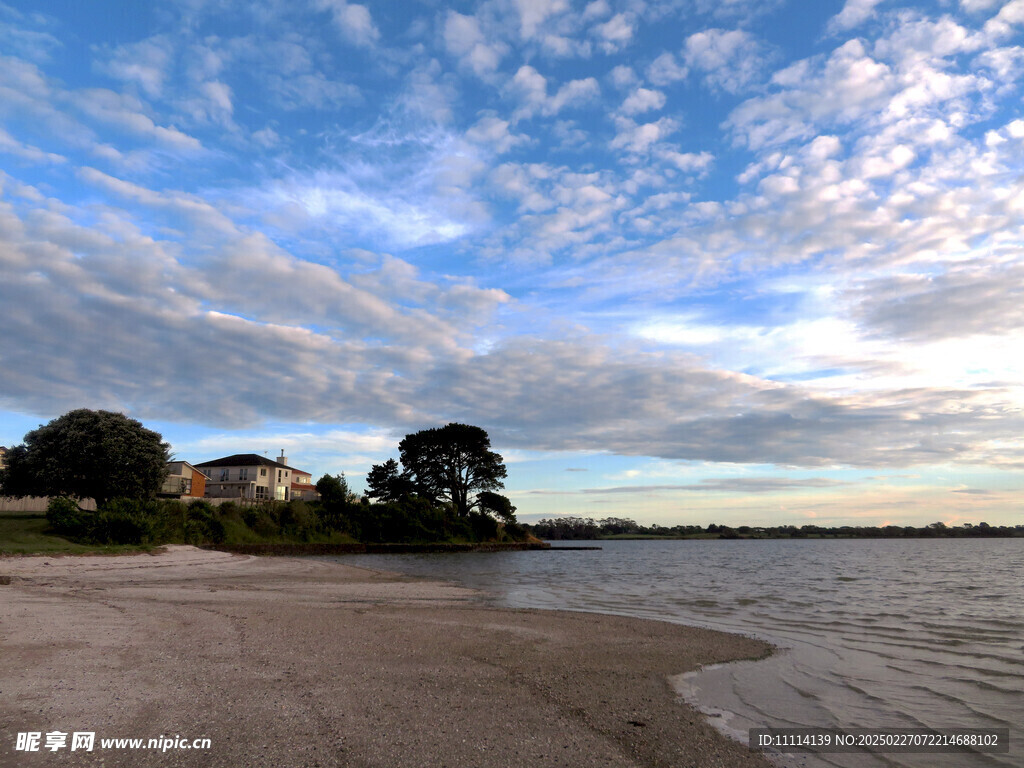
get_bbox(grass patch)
[0,513,155,556]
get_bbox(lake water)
[322,538,1022,768]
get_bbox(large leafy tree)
[365,458,415,503]
[477,491,517,524]
[398,423,507,517]
[0,409,169,506]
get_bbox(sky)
[1,0,1023,528]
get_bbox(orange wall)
[190,469,207,498]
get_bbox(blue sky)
[2,0,1023,527]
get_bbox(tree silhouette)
[477,491,517,523]
[398,424,506,517]
[365,458,415,503]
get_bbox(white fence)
[0,497,97,513]
[0,495,269,513]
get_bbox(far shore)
[0,546,774,767]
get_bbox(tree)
[398,423,507,517]
[477,491,517,524]
[365,458,415,503]
[0,409,169,506]
[316,473,351,507]
[316,473,354,531]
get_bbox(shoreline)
[200,541,558,555]
[0,546,775,767]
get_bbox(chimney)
[278,450,288,466]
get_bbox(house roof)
[194,453,293,470]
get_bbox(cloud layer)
[2,0,1024,520]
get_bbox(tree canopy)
[477,490,517,523]
[364,458,415,504]
[0,409,169,506]
[397,423,507,517]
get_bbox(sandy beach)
[1,546,774,767]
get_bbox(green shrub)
[248,510,280,538]
[151,500,187,542]
[502,521,527,541]
[187,499,216,517]
[469,511,500,541]
[184,499,226,544]
[90,498,157,545]
[46,496,89,538]
[280,500,320,540]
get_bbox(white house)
[195,452,304,502]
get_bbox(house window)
[260,468,267,477]
[255,486,268,500]
[220,469,229,481]
[240,468,249,480]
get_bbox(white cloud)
[490,162,557,213]
[583,0,611,21]
[0,6,61,63]
[873,14,984,62]
[683,28,769,93]
[251,126,280,148]
[608,65,638,89]
[78,167,240,236]
[658,149,714,174]
[509,65,600,119]
[610,116,678,153]
[960,0,1003,11]
[443,11,508,79]
[849,262,1024,341]
[591,13,635,53]
[95,35,174,98]
[69,88,203,151]
[485,164,628,259]
[549,77,601,112]
[619,87,666,115]
[176,80,235,128]
[0,127,65,164]
[828,0,886,33]
[983,0,1024,38]
[513,0,570,40]
[465,114,529,153]
[259,173,473,249]
[726,39,912,149]
[0,54,203,170]
[973,44,1024,81]
[646,52,688,86]
[266,72,361,111]
[314,0,380,46]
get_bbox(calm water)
[323,539,1023,768]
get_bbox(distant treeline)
[526,517,1024,540]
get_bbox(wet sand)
[0,546,774,767]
